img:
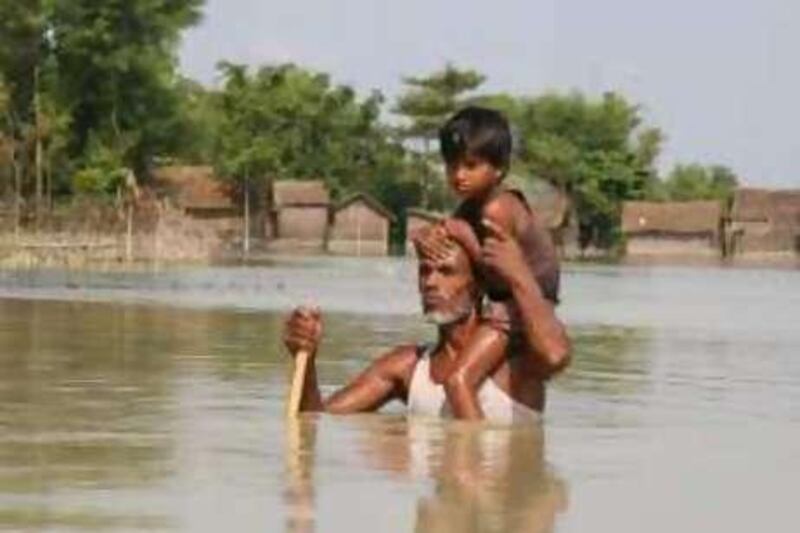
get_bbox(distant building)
[151,165,241,238]
[328,193,396,256]
[405,208,443,256]
[270,180,330,253]
[621,200,723,258]
[730,188,800,257]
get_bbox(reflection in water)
[1,263,799,532]
[283,415,567,533]
[411,420,566,533]
[285,417,317,533]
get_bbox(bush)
[71,138,127,195]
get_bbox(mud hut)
[328,193,396,256]
[270,180,330,253]
[151,165,242,237]
[730,188,800,256]
[621,200,723,258]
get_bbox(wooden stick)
[286,350,310,418]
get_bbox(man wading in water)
[282,221,570,422]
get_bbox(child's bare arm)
[443,324,509,420]
[481,193,520,239]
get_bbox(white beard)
[423,297,473,325]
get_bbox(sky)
[179,0,800,187]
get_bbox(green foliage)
[71,137,126,195]
[172,76,220,164]
[0,0,202,209]
[0,0,49,125]
[0,0,744,251]
[509,91,661,249]
[394,63,486,141]
[49,0,203,171]
[393,64,486,210]
[213,62,409,205]
[662,164,738,202]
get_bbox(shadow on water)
[283,414,568,533]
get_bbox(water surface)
[1,259,798,531]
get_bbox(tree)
[213,62,412,248]
[172,77,221,164]
[0,0,53,222]
[394,64,486,209]
[662,163,738,203]
[0,76,12,197]
[512,91,662,249]
[394,64,486,142]
[49,0,204,177]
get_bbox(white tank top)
[407,346,541,424]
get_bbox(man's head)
[439,106,512,200]
[415,225,480,326]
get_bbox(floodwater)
[1,258,798,532]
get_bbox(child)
[417,106,561,419]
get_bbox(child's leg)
[444,323,509,420]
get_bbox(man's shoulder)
[373,344,421,373]
[371,344,422,392]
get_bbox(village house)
[149,165,243,259]
[405,208,443,256]
[269,180,330,253]
[328,192,396,256]
[730,188,800,258]
[152,166,240,224]
[621,200,724,259]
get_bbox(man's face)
[446,154,501,200]
[418,246,477,325]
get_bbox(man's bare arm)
[323,346,418,413]
[481,220,571,378]
[283,307,418,414]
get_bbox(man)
[282,219,570,422]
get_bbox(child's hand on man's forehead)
[412,222,458,262]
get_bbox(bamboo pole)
[285,350,310,418]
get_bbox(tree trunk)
[12,149,21,240]
[34,66,43,227]
[243,173,250,256]
[45,148,52,211]
[421,139,431,209]
[126,203,133,262]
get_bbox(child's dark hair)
[439,106,512,173]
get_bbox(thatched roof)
[621,201,722,235]
[152,165,236,210]
[731,188,800,227]
[335,192,396,222]
[273,180,330,207]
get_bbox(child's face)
[446,154,501,200]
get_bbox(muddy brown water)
[1,258,798,531]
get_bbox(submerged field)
[0,259,798,532]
